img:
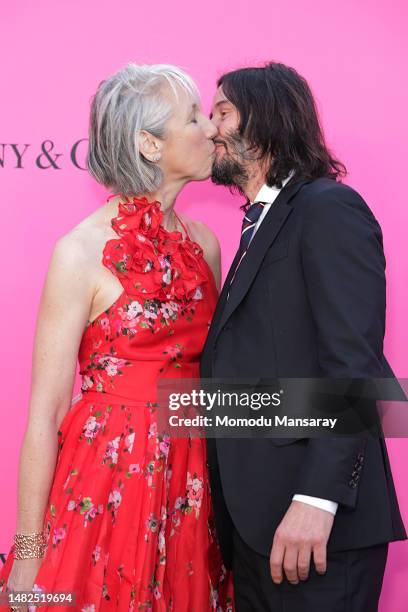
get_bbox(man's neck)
[241,163,268,203]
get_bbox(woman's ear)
[138,130,163,162]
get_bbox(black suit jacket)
[201,177,406,569]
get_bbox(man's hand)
[270,500,335,585]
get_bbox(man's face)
[210,85,249,189]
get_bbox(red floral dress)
[0,196,234,611]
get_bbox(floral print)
[103,196,207,304]
[0,195,233,610]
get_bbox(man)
[201,62,406,611]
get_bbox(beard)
[211,131,249,192]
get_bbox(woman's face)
[158,86,218,184]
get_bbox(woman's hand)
[5,557,43,611]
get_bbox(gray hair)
[86,63,200,196]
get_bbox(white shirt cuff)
[292,494,338,515]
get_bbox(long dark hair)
[218,62,347,189]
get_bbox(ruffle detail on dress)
[102,196,207,303]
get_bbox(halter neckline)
[107,193,191,241]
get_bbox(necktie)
[228,201,266,289]
[239,201,266,254]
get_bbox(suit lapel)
[212,178,310,344]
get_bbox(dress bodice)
[78,196,218,403]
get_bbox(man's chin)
[211,166,237,187]
[210,156,248,189]
[211,174,232,186]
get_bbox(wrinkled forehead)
[211,85,233,112]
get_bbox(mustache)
[214,132,252,158]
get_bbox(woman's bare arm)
[187,220,222,292]
[202,229,221,292]
[16,233,94,534]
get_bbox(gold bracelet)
[13,532,46,560]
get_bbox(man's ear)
[138,130,163,162]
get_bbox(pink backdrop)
[1,1,407,608]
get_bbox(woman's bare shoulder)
[178,212,220,255]
[178,212,222,290]
[50,206,113,283]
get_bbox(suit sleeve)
[293,183,386,508]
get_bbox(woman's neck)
[145,180,184,231]
[107,179,185,232]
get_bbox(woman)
[0,63,234,611]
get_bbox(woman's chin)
[189,168,213,183]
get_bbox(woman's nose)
[205,117,218,139]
